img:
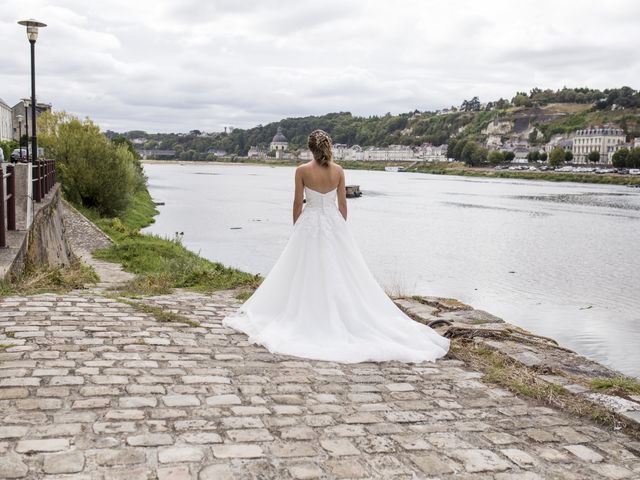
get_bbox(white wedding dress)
[222,186,450,363]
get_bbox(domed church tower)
[270,126,288,158]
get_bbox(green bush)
[38,112,145,216]
[613,147,640,168]
[0,140,18,160]
[549,147,566,166]
[487,151,504,164]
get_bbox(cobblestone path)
[60,201,134,288]
[1,290,639,479]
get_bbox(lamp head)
[18,19,47,42]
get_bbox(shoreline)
[141,159,640,187]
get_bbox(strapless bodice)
[304,187,338,211]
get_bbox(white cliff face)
[482,119,513,136]
[485,134,503,149]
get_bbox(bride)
[223,130,449,363]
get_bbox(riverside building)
[572,126,625,164]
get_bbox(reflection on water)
[143,163,640,377]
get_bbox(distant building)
[298,149,313,161]
[572,126,625,164]
[512,146,530,163]
[544,134,573,153]
[11,100,51,141]
[418,144,448,162]
[135,149,176,159]
[364,145,414,161]
[247,146,266,158]
[0,98,12,142]
[270,127,288,158]
[206,148,227,157]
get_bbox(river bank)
[141,158,640,186]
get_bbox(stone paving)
[60,201,134,288]
[1,290,640,479]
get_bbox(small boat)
[346,185,362,198]
[384,166,405,172]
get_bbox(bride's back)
[300,161,342,193]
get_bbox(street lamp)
[21,98,31,163]
[17,18,46,163]
[16,114,24,161]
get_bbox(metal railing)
[1,159,56,248]
[32,159,56,202]
[1,164,16,248]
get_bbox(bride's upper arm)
[293,167,304,205]
[337,168,347,205]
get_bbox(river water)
[142,162,640,377]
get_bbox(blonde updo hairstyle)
[308,130,333,167]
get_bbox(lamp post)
[17,19,46,163]
[16,114,24,162]
[22,98,30,163]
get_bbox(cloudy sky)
[2,0,639,133]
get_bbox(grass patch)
[450,340,624,430]
[5,331,15,338]
[0,257,99,297]
[116,297,200,327]
[69,189,262,297]
[590,377,640,396]
[234,289,254,302]
[0,344,16,350]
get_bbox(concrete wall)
[1,183,73,281]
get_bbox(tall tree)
[549,147,566,167]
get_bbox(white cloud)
[1,0,638,132]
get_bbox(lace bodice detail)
[304,187,338,211]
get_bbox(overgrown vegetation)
[590,377,640,396]
[450,341,625,430]
[0,257,99,297]
[38,111,146,216]
[73,188,261,297]
[535,109,640,142]
[115,298,200,327]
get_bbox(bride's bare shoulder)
[296,162,313,171]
